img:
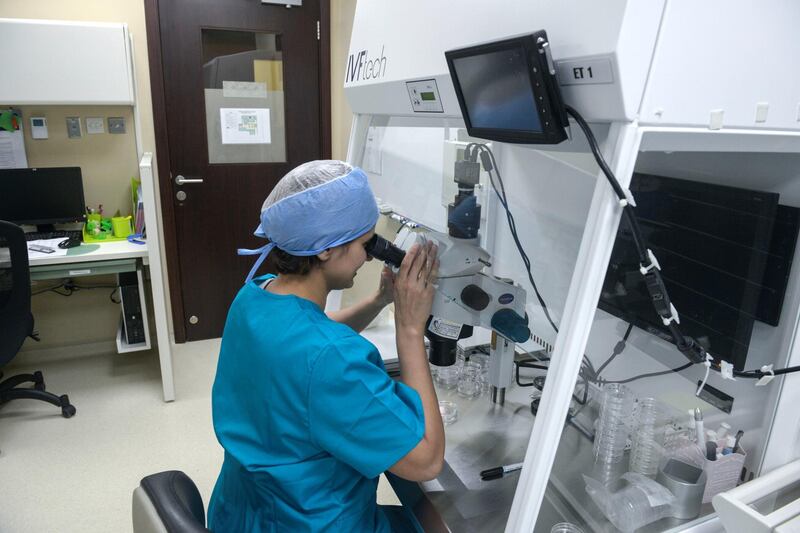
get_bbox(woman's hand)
[375,265,395,307]
[393,241,438,338]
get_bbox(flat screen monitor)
[599,173,800,370]
[445,31,568,144]
[0,167,86,227]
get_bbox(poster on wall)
[220,108,271,145]
[0,109,28,169]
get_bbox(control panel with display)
[406,79,443,113]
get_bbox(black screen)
[451,46,542,132]
[599,173,799,370]
[0,167,86,225]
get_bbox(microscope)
[364,154,529,405]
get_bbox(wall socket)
[108,116,126,134]
[66,117,82,138]
[86,117,105,134]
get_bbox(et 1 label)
[556,57,615,86]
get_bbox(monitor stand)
[35,224,57,233]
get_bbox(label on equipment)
[428,317,463,340]
[556,57,614,86]
[498,293,515,305]
[68,269,92,276]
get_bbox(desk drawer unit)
[30,258,138,281]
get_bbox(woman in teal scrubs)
[208,160,444,532]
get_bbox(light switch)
[108,116,126,134]
[66,117,82,138]
[86,117,105,134]
[30,117,48,139]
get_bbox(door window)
[202,29,287,164]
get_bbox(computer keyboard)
[0,230,82,247]
[24,230,82,242]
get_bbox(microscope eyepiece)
[364,234,406,268]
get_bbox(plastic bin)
[702,447,746,503]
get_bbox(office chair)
[0,220,76,418]
[132,471,211,533]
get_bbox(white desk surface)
[31,240,147,266]
[0,239,148,267]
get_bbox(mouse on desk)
[58,237,82,249]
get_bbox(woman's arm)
[387,243,445,481]
[326,267,394,332]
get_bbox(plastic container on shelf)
[656,435,709,519]
[593,383,634,465]
[702,446,746,503]
[630,397,667,477]
[584,472,675,532]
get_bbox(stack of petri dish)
[457,361,483,398]
[434,364,460,389]
[550,523,584,533]
[593,383,634,466]
[469,353,490,395]
[630,397,666,477]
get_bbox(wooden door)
[147,0,329,341]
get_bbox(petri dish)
[439,400,459,425]
[550,523,585,533]
[435,365,460,389]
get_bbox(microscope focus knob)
[461,284,491,311]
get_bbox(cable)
[469,133,800,382]
[467,142,608,382]
[597,362,695,385]
[467,143,561,334]
[564,105,800,381]
[32,280,118,299]
[596,322,634,377]
[564,106,710,366]
[734,365,800,378]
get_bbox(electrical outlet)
[86,117,104,134]
[66,117,81,138]
[108,116,126,134]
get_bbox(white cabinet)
[0,18,134,105]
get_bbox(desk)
[387,377,717,533]
[0,240,174,401]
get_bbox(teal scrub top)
[208,275,425,532]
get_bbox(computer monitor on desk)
[0,167,86,232]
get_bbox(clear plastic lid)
[438,400,458,425]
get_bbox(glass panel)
[344,117,800,532]
[202,29,286,164]
[533,140,800,532]
[346,115,598,530]
[750,478,800,516]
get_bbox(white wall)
[0,2,163,356]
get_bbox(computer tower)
[118,271,146,345]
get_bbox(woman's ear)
[317,249,333,262]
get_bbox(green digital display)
[420,91,436,101]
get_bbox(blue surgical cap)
[238,160,379,283]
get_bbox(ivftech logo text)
[345,46,387,82]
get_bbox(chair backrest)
[0,220,32,366]
[132,471,211,533]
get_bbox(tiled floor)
[1,338,398,532]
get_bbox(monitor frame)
[0,167,87,226]
[445,31,568,145]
